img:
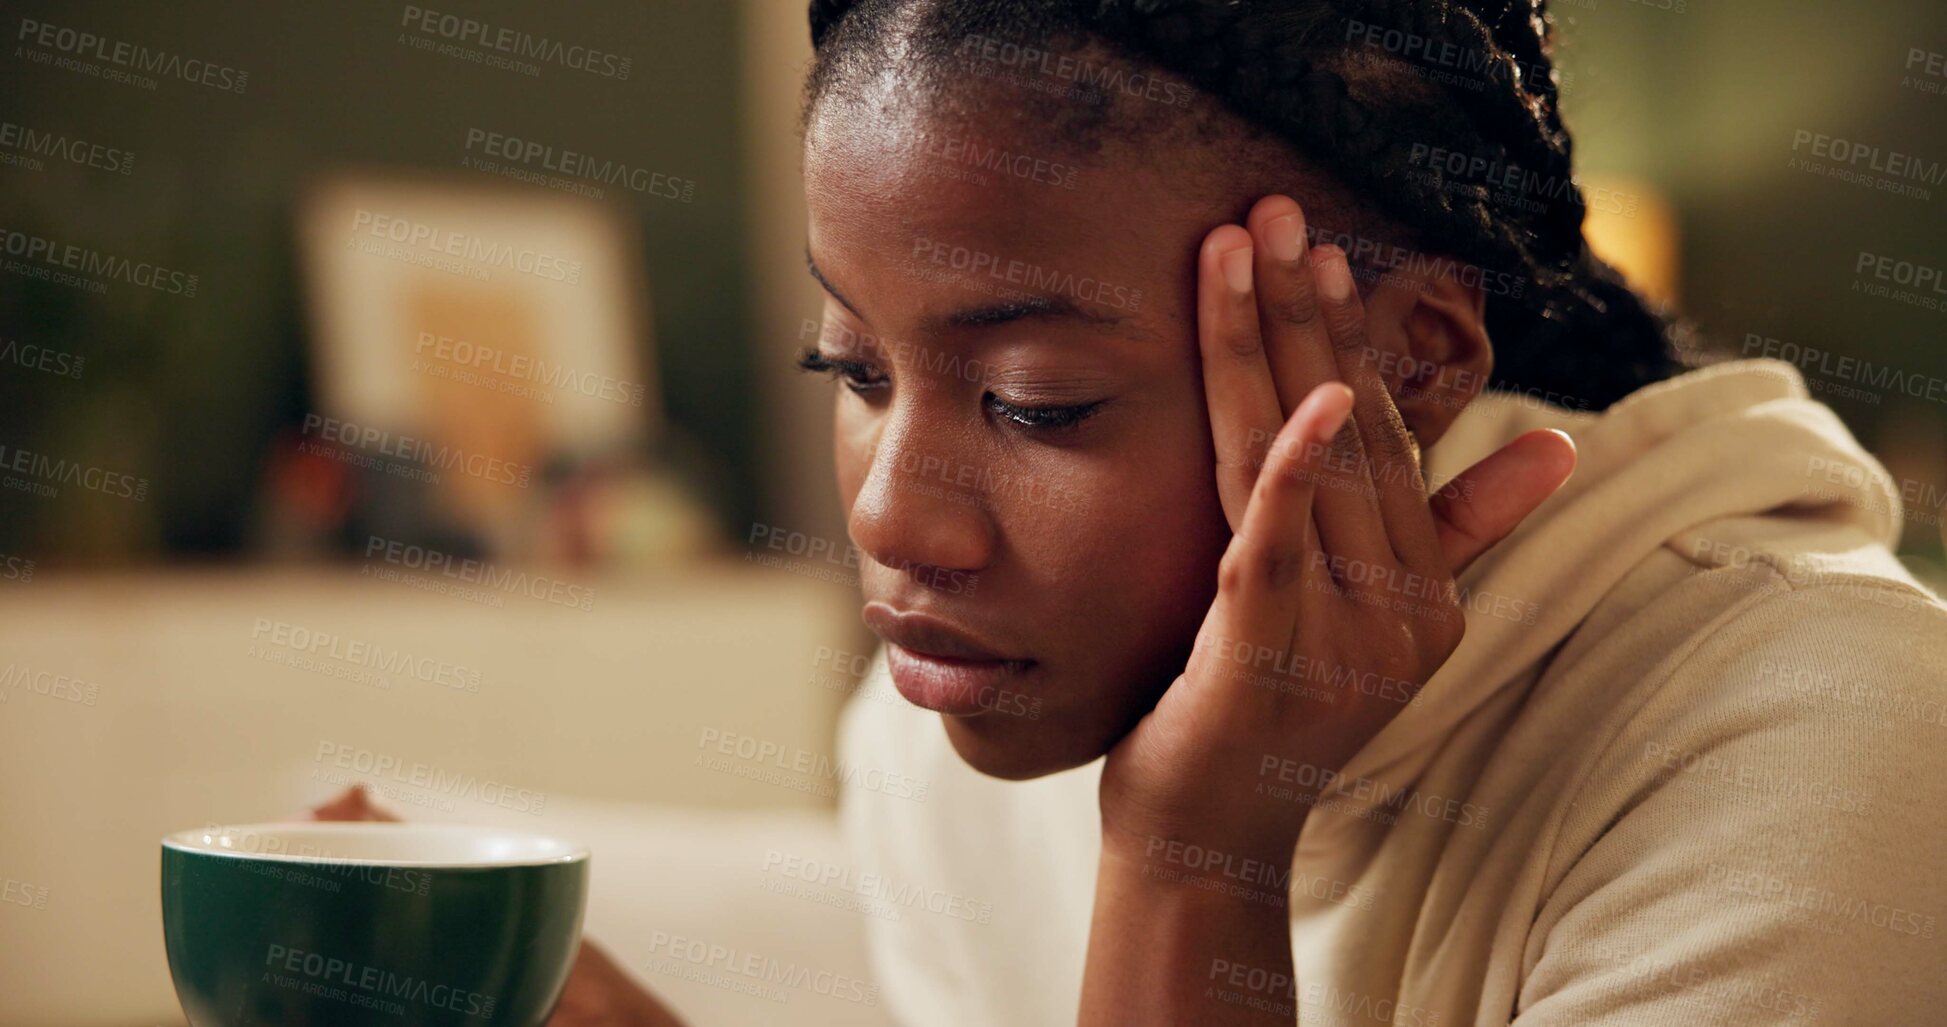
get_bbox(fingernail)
[1220,246,1253,294]
[1317,253,1352,302]
[1264,214,1303,263]
[1310,383,1355,442]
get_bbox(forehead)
[802,97,1228,331]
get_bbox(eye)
[797,347,887,396]
[983,393,1104,432]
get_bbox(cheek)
[831,400,875,517]
[1017,409,1228,637]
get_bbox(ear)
[1356,260,1493,449]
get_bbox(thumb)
[1431,428,1577,574]
[303,784,401,822]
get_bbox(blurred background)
[0,0,1942,1024]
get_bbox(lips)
[862,602,1033,717]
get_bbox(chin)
[936,700,1138,781]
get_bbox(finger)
[1247,204,1397,578]
[1313,246,1446,576]
[1432,428,1577,573]
[1193,383,1351,711]
[1183,385,1355,717]
[1220,382,1355,626]
[1246,196,1338,411]
[1197,223,1286,532]
[303,784,400,822]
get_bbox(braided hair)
[806,0,1692,411]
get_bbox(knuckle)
[1262,551,1308,589]
[1372,416,1416,463]
[1329,317,1367,353]
[1273,292,1321,331]
[1224,328,1264,358]
[1218,544,1308,593]
[1329,419,1364,461]
[1216,549,1252,594]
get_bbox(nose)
[847,417,998,583]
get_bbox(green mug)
[161,822,588,1027]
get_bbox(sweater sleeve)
[1510,581,1947,1027]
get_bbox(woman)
[808,3,1945,1024]
[329,1,1947,1023]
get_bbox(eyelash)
[794,347,1104,433]
[796,348,886,393]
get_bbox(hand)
[304,787,690,1026]
[1096,196,1576,865]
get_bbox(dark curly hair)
[804,0,1693,411]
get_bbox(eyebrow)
[804,248,1129,334]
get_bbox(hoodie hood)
[1327,357,1906,810]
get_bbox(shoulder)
[1515,570,1947,1024]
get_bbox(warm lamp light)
[1580,175,1680,311]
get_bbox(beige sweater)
[838,359,1947,1026]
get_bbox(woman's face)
[803,99,1243,779]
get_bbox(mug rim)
[161,821,590,868]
